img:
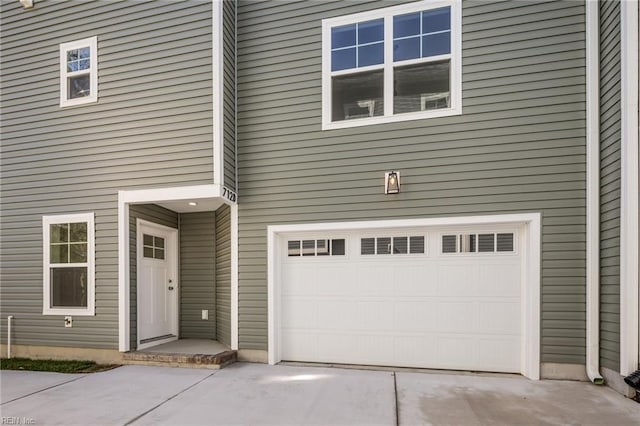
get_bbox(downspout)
[585,0,604,385]
[7,316,13,358]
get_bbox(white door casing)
[137,219,178,349]
[268,214,541,380]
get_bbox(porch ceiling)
[155,198,227,213]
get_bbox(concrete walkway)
[1,363,638,425]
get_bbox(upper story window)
[42,213,95,315]
[322,0,461,130]
[60,37,98,107]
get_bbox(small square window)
[60,37,98,107]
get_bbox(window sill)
[322,105,462,131]
[43,307,95,316]
[60,96,97,108]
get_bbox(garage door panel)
[477,337,521,372]
[394,335,438,365]
[438,264,480,297]
[394,300,438,331]
[394,264,439,296]
[317,299,358,330]
[437,301,475,333]
[358,301,394,331]
[357,264,396,296]
[316,264,358,296]
[281,297,317,329]
[478,262,520,297]
[282,265,317,296]
[438,335,475,368]
[477,301,520,334]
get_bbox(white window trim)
[60,36,98,107]
[42,213,96,316]
[321,0,462,130]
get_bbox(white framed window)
[59,37,98,107]
[322,0,461,130]
[42,213,95,315]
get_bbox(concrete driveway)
[1,363,638,425]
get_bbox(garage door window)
[441,232,514,254]
[361,236,425,255]
[288,239,346,257]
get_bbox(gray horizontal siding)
[223,0,237,192]
[0,0,213,350]
[180,212,216,340]
[129,204,178,349]
[216,205,232,347]
[598,0,621,373]
[236,0,588,365]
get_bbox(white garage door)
[279,226,523,373]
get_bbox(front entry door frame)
[136,219,179,350]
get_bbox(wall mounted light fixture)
[19,0,34,9]
[385,171,400,194]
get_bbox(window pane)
[442,235,457,253]
[394,60,450,114]
[332,24,356,49]
[394,37,420,62]
[79,47,90,59]
[497,233,514,252]
[78,59,90,70]
[69,222,87,242]
[302,239,315,256]
[394,12,420,38]
[317,240,329,256]
[288,240,300,256]
[331,239,345,256]
[461,234,476,252]
[67,49,78,62]
[50,244,69,263]
[154,237,165,249]
[155,249,165,260]
[68,75,90,99]
[361,238,375,255]
[51,267,87,308]
[332,47,356,72]
[422,32,451,57]
[143,247,154,258]
[377,237,391,255]
[478,234,495,252]
[51,224,68,243]
[393,237,408,254]
[358,19,383,44]
[69,243,87,263]
[422,7,450,33]
[143,234,153,246]
[332,70,383,121]
[67,61,79,72]
[409,236,425,254]
[358,42,383,67]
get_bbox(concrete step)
[122,349,237,370]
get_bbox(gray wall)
[180,212,216,339]
[0,0,213,349]
[598,0,621,373]
[223,0,238,192]
[215,205,232,347]
[236,0,588,365]
[129,204,179,349]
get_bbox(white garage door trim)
[268,213,541,380]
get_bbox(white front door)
[137,220,178,348]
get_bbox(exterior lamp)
[19,0,34,8]
[385,171,400,194]
[624,370,640,390]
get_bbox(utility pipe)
[7,316,13,359]
[585,0,604,385]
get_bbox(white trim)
[620,0,640,377]
[267,213,541,380]
[321,0,462,130]
[213,0,224,186]
[118,184,232,352]
[585,0,604,384]
[231,204,239,350]
[136,219,179,350]
[60,36,98,107]
[42,212,95,316]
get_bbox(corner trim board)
[267,213,541,380]
[213,0,224,186]
[620,0,640,377]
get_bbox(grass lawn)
[1,357,119,373]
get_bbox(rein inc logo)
[1,418,35,425]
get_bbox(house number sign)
[222,187,237,203]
